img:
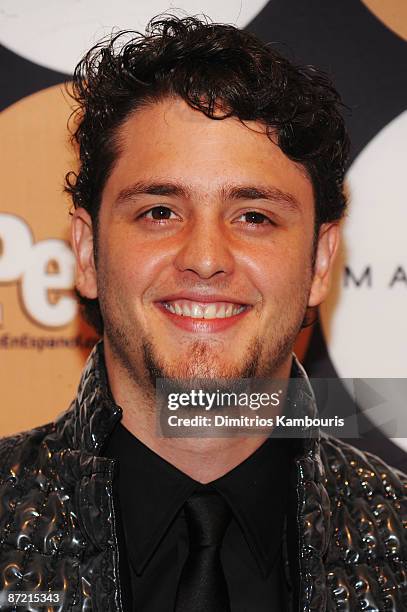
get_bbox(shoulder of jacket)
[0,422,55,481]
[319,433,407,500]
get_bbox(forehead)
[104,97,314,208]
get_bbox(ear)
[308,222,340,308]
[71,207,98,299]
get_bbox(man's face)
[73,97,338,385]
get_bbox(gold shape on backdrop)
[362,0,407,41]
[0,84,97,436]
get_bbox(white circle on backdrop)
[320,111,407,449]
[0,0,268,74]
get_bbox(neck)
[103,341,293,484]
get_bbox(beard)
[102,301,305,399]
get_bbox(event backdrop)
[1,1,406,468]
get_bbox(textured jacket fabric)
[0,343,406,611]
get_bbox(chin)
[142,337,263,384]
[172,363,237,380]
[154,357,239,380]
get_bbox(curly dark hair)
[65,14,350,334]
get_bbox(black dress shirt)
[104,423,292,611]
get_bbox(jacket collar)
[55,341,122,454]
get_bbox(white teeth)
[164,300,247,319]
[190,303,204,318]
[216,304,226,318]
[204,304,217,319]
[225,304,233,317]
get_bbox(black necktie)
[174,488,232,612]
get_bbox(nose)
[174,218,234,279]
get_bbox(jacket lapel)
[283,358,331,611]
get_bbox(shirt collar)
[104,421,292,578]
[211,435,292,577]
[104,422,197,574]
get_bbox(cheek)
[238,238,312,303]
[98,228,171,302]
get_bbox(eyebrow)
[115,180,301,213]
[225,185,301,213]
[115,181,189,204]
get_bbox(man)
[0,14,406,612]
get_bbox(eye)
[140,206,177,221]
[236,211,273,225]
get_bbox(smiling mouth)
[161,299,248,319]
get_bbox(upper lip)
[156,292,250,305]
